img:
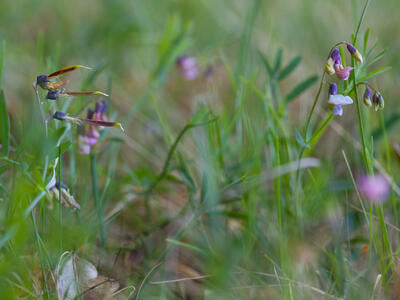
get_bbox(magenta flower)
[357,175,391,204]
[335,67,353,80]
[177,55,198,80]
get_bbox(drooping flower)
[346,43,363,63]
[357,175,391,204]
[328,94,353,116]
[363,87,372,107]
[43,89,108,102]
[325,58,335,75]
[335,67,353,80]
[372,92,384,111]
[177,55,198,80]
[48,181,80,210]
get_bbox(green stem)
[58,145,62,251]
[90,153,106,247]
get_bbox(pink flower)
[357,175,391,204]
[335,67,353,80]
[177,55,198,81]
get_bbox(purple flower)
[363,87,372,107]
[328,94,353,116]
[177,56,198,81]
[346,43,363,63]
[357,175,391,204]
[335,67,353,80]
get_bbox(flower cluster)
[325,43,362,81]
[363,86,384,111]
[78,101,109,154]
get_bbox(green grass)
[0,0,400,299]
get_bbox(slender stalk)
[58,145,62,251]
[90,153,106,246]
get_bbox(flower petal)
[328,94,353,106]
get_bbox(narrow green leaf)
[258,51,274,77]
[285,75,318,103]
[0,90,10,156]
[363,28,370,54]
[274,48,283,72]
[278,56,301,81]
[363,49,386,69]
[360,66,391,81]
[295,128,310,148]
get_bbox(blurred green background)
[0,0,399,299]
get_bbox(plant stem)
[90,153,106,247]
[58,145,62,251]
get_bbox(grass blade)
[285,75,318,103]
[0,90,10,156]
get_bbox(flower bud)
[329,83,337,96]
[53,111,67,120]
[363,87,372,107]
[346,43,363,63]
[378,94,384,110]
[372,92,380,111]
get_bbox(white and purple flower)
[328,84,353,116]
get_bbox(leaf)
[285,75,318,103]
[363,28,370,54]
[278,56,301,81]
[274,48,283,72]
[0,90,10,156]
[360,66,391,81]
[362,49,386,69]
[295,128,310,149]
[258,51,274,77]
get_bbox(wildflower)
[372,92,384,111]
[363,87,372,107]
[48,181,80,210]
[357,175,390,204]
[47,110,123,131]
[335,67,353,80]
[177,55,198,80]
[324,58,335,75]
[36,65,92,91]
[328,94,353,116]
[346,43,363,63]
[78,101,109,154]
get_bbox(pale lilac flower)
[335,67,353,80]
[328,94,353,116]
[346,43,363,63]
[357,175,391,204]
[177,56,198,80]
